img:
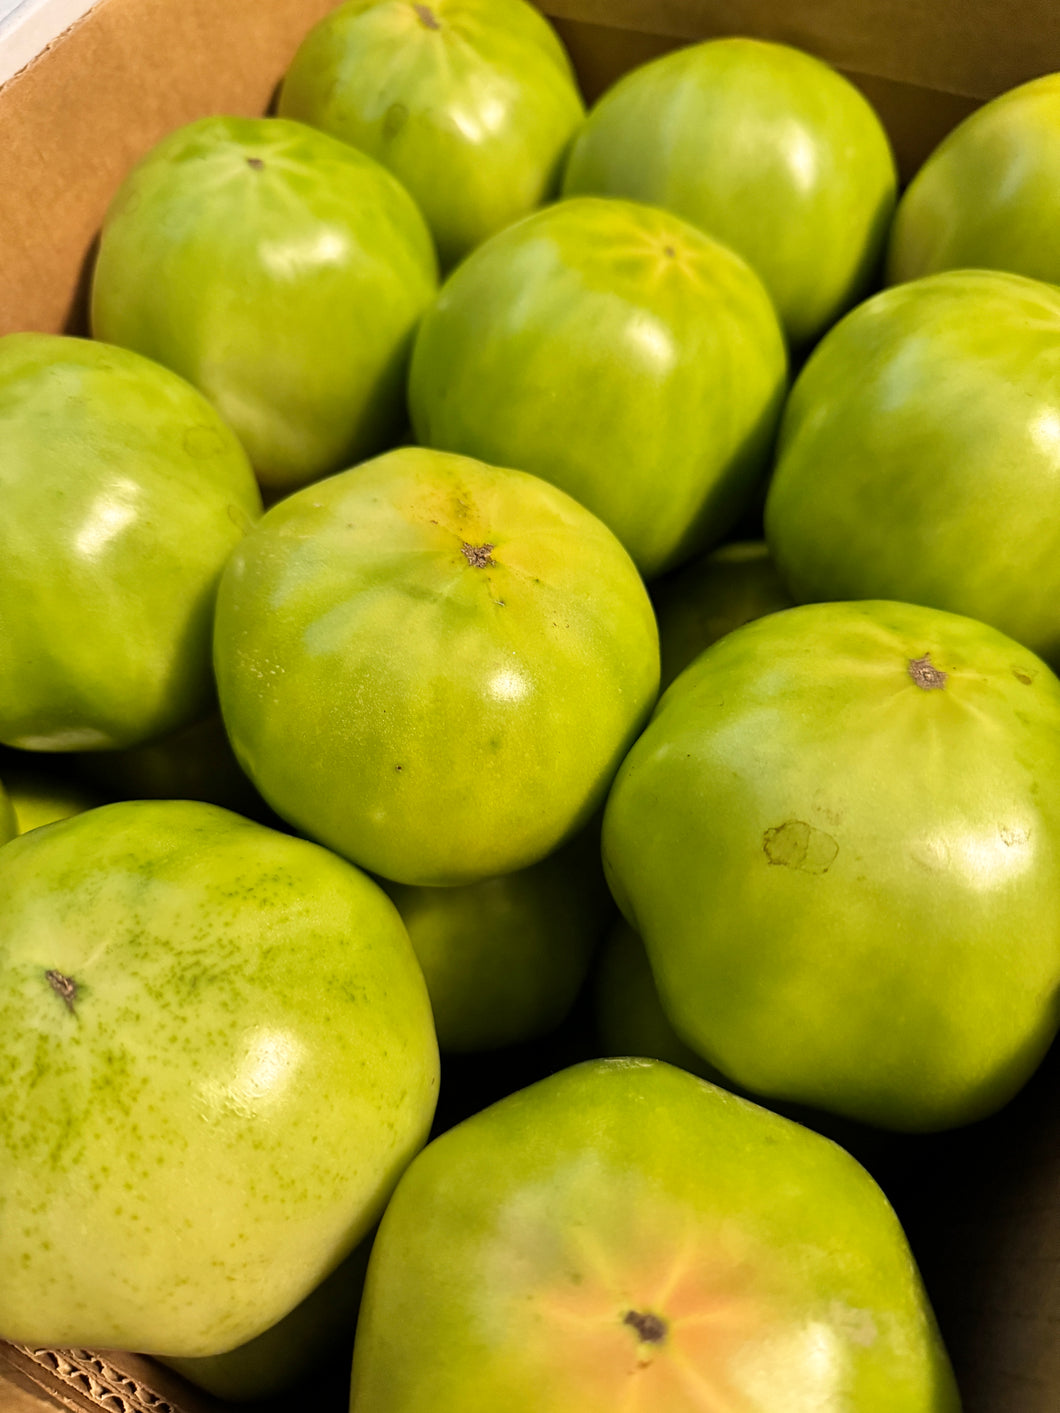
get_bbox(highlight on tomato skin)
[90,115,440,496]
[562,35,898,350]
[408,195,788,582]
[0,799,440,1359]
[212,445,661,889]
[349,1058,961,1412]
[887,72,1060,289]
[0,332,262,755]
[603,598,1060,1135]
[763,269,1060,671]
[277,0,586,271]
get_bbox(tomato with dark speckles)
[0,799,439,1356]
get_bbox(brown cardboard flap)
[543,0,1060,101]
[0,0,337,335]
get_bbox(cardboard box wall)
[2,0,1060,1409]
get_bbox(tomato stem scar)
[45,969,78,1014]
[908,654,947,690]
[461,542,496,568]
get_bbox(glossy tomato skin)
[278,0,584,270]
[562,38,897,350]
[764,269,1060,667]
[409,197,787,580]
[349,1059,959,1412]
[91,117,437,494]
[888,74,1060,286]
[0,334,261,752]
[0,800,439,1356]
[213,446,660,887]
[602,600,1060,1132]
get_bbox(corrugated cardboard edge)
[0,1347,221,1413]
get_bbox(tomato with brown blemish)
[602,599,1060,1131]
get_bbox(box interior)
[2,2,1060,1409]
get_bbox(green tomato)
[409,197,787,579]
[214,446,659,887]
[0,800,439,1355]
[764,270,1060,667]
[384,826,611,1052]
[562,37,897,350]
[91,116,438,494]
[603,600,1060,1132]
[278,0,584,271]
[888,74,1060,286]
[0,334,261,751]
[651,540,793,691]
[349,1058,960,1411]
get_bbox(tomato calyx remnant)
[413,3,441,30]
[245,157,265,171]
[45,968,78,1015]
[623,1309,667,1344]
[461,541,496,568]
[908,654,947,691]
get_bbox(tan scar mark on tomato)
[763,820,838,874]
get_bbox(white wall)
[0,0,100,86]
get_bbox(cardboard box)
[2,2,1060,1410]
